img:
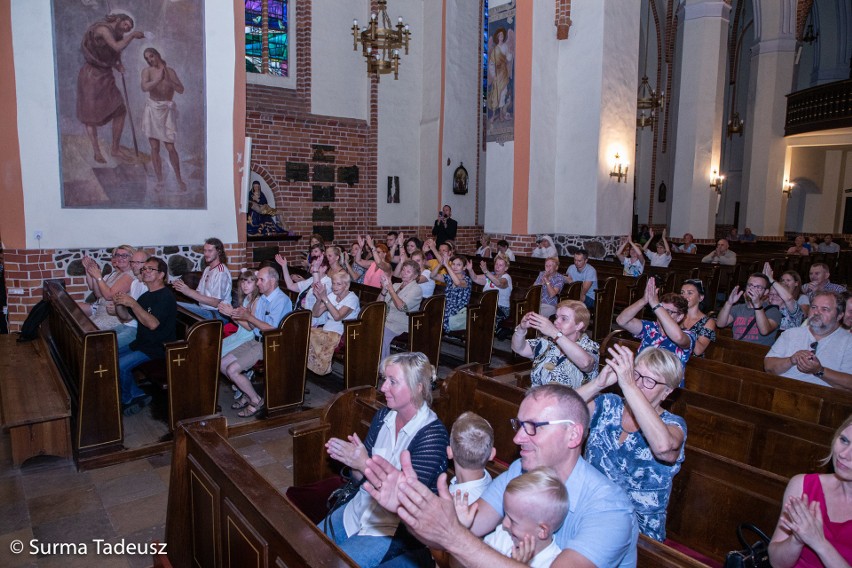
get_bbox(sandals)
[231,396,250,410]
[237,398,265,418]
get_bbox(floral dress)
[584,394,686,542]
[527,334,599,388]
[443,273,472,332]
[687,315,717,357]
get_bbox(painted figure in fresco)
[487,27,515,126]
[141,47,186,191]
[76,13,145,164]
[247,181,286,236]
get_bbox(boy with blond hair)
[447,411,496,502]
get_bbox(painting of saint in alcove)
[52,0,206,208]
[247,178,286,236]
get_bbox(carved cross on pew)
[173,354,186,367]
[471,312,478,323]
[268,341,279,353]
[414,320,422,330]
[94,365,110,378]
[350,329,359,340]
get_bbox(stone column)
[668,0,730,240]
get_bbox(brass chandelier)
[636,1,663,130]
[351,0,412,81]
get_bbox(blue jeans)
[113,324,138,351]
[118,345,152,405]
[583,294,596,310]
[177,301,228,323]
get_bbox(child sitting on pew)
[447,412,496,502]
[456,467,568,567]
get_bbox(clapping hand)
[603,343,636,390]
[275,254,288,270]
[325,434,368,473]
[313,280,327,301]
[649,228,655,239]
[779,496,826,549]
[643,277,660,306]
[479,260,488,274]
[452,489,478,529]
[218,302,235,317]
[726,285,743,306]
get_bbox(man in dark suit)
[431,204,457,246]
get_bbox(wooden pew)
[163,319,222,430]
[499,284,542,339]
[444,289,499,366]
[263,309,312,417]
[392,294,446,368]
[702,334,769,371]
[591,277,617,341]
[339,301,387,389]
[41,279,124,462]
[0,334,72,466]
[163,416,358,568]
[602,331,852,429]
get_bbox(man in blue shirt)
[219,266,292,418]
[364,384,639,568]
[565,250,598,310]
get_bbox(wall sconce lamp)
[610,153,629,183]
[709,170,724,194]
[782,179,794,197]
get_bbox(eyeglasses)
[112,253,131,259]
[130,260,145,265]
[140,267,159,273]
[509,418,575,436]
[634,370,667,389]
[746,283,767,290]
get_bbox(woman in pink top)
[769,414,852,568]
[355,235,391,288]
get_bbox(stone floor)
[0,337,514,567]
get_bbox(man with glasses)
[615,278,696,373]
[113,257,177,416]
[362,384,638,567]
[717,273,781,345]
[765,291,852,389]
[105,250,150,349]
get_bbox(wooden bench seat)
[443,289,499,367]
[391,294,446,368]
[336,301,387,389]
[0,334,72,466]
[162,416,358,568]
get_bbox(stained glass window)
[245,0,288,77]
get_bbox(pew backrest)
[264,309,312,417]
[592,277,617,342]
[406,294,445,368]
[164,319,223,430]
[342,301,387,390]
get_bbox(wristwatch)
[814,368,826,379]
[553,332,564,340]
[754,306,764,311]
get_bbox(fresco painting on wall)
[52,0,206,209]
[486,1,515,144]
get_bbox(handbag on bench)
[724,523,771,568]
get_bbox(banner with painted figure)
[486,1,515,143]
[52,0,206,208]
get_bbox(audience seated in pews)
[113,257,176,416]
[295,243,327,282]
[379,261,423,360]
[218,266,292,418]
[403,236,423,258]
[386,231,401,266]
[473,468,568,566]
[496,239,516,262]
[674,232,697,254]
[511,301,599,388]
[642,228,672,268]
[805,235,820,253]
[321,352,449,567]
[475,234,493,258]
[424,238,452,285]
[818,234,841,254]
[764,263,806,331]
[308,271,360,375]
[717,273,781,345]
[106,250,150,350]
[466,255,513,331]
[447,411,495,502]
[617,238,645,277]
[679,278,716,357]
[565,250,597,311]
[637,225,651,245]
[778,268,811,318]
[172,237,232,321]
[844,292,852,330]
[768,414,852,568]
[358,235,392,288]
[531,236,557,259]
[787,235,810,256]
[324,245,347,278]
[701,238,737,265]
[765,291,852,390]
[803,262,847,303]
[728,227,739,242]
[435,254,471,333]
[577,346,686,542]
[741,227,757,242]
[432,204,458,246]
[393,232,417,274]
[278,253,331,316]
[363,383,639,567]
[218,269,260,403]
[79,244,136,327]
[616,278,696,378]
[534,256,566,317]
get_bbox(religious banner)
[486,1,516,143]
[52,0,206,208]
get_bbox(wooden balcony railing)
[785,79,852,136]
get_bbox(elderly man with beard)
[765,291,852,390]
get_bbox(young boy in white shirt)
[447,411,495,502]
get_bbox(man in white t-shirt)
[107,250,150,349]
[765,291,852,389]
[173,237,232,321]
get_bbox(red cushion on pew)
[663,538,721,567]
[285,476,345,525]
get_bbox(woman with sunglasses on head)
[768,414,852,568]
[79,245,137,329]
[577,344,686,542]
[680,279,717,357]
